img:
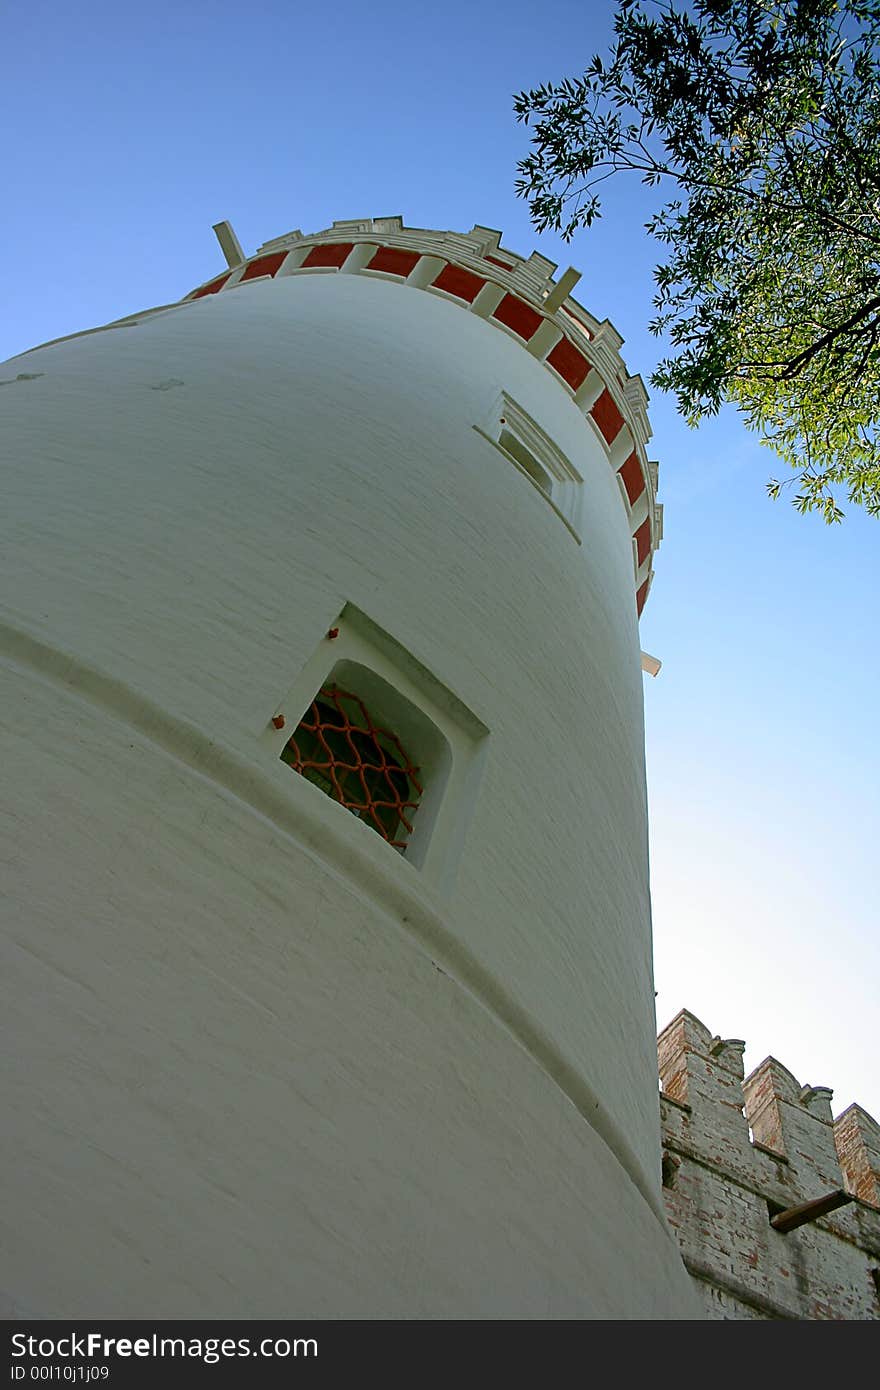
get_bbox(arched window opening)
[280,684,423,851]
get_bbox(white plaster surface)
[1,270,698,1317]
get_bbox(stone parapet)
[659,1009,880,1320]
[834,1104,880,1207]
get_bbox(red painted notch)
[636,579,649,616]
[484,254,513,271]
[634,517,651,567]
[546,337,590,392]
[432,263,486,303]
[618,451,646,507]
[491,293,543,341]
[591,388,625,445]
[302,242,355,269]
[191,273,232,299]
[240,251,288,282]
[367,246,420,277]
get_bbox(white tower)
[1,216,697,1318]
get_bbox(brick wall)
[659,1010,880,1319]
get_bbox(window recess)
[474,392,583,541]
[280,683,422,853]
[266,604,489,891]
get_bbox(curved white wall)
[1,267,698,1317]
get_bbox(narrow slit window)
[476,391,584,539]
[280,684,422,851]
[498,427,553,496]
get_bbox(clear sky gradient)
[3,0,877,1118]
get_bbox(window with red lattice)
[280,684,422,851]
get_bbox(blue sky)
[4,0,877,1119]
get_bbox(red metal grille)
[281,685,422,851]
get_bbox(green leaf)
[513,0,880,520]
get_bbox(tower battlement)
[186,216,662,616]
[659,1009,880,1319]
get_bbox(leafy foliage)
[514,0,880,520]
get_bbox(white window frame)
[263,604,488,894]
[474,391,583,542]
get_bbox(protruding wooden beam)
[641,651,662,677]
[770,1189,853,1234]
[543,266,582,314]
[212,220,245,269]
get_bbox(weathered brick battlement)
[659,1009,880,1319]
